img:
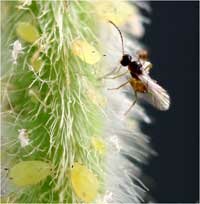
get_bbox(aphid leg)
[107,80,130,90]
[106,70,129,79]
[124,91,138,116]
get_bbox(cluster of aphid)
[3,161,99,203]
[107,21,170,115]
[2,19,170,203]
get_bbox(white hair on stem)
[98,2,155,202]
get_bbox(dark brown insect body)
[128,60,142,78]
[120,53,148,93]
[107,20,170,114]
[120,54,144,75]
[108,20,149,93]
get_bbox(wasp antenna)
[108,20,125,55]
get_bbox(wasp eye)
[120,54,132,66]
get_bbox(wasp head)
[120,54,132,66]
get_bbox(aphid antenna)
[108,20,125,56]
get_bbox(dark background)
[141,2,199,203]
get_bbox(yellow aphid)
[16,22,40,43]
[30,58,43,72]
[71,40,101,64]
[91,137,106,155]
[71,163,99,202]
[30,50,44,72]
[9,161,52,187]
[94,0,134,26]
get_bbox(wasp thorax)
[129,61,142,74]
[120,54,132,66]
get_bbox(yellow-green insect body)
[70,163,99,202]
[9,160,52,187]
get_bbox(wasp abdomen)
[130,78,147,93]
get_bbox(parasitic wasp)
[107,20,170,115]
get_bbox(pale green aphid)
[9,161,52,187]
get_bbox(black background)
[141,1,199,203]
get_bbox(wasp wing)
[140,61,153,75]
[138,73,170,111]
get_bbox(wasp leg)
[107,80,130,90]
[98,65,122,80]
[112,65,122,74]
[109,64,122,75]
[106,70,129,79]
[124,91,138,116]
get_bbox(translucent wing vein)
[138,74,170,111]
